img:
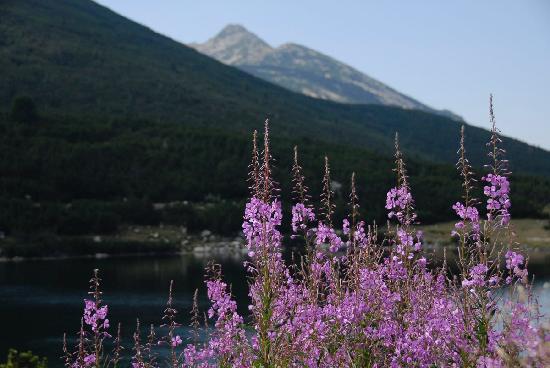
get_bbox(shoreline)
[2,241,549,264]
[1,219,548,262]
[0,225,248,262]
[0,246,249,263]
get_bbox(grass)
[419,218,550,247]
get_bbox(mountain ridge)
[191,24,462,120]
[1,0,550,178]
[0,0,549,237]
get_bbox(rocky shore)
[0,225,247,261]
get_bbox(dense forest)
[2,101,549,241]
[1,0,549,245]
[2,0,550,176]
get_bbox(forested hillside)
[1,0,549,243]
[1,0,549,174]
[2,112,549,238]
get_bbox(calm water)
[0,253,250,366]
[0,251,549,366]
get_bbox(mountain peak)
[192,24,272,65]
[217,24,252,37]
[193,24,463,120]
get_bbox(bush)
[161,201,244,236]
[0,349,47,368]
[57,201,120,235]
[113,199,160,226]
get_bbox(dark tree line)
[1,107,549,239]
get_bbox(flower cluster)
[64,270,112,368]
[505,250,528,283]
[385,186,415,225]
[184,278,251,367]
[65,116,549,367]
[291,203,315,233]
[342,218,350,236]
[396,228,422,252]
[171,336,182,347]
[452,202,480,238]
[242,197,282,258]
[83,299,109,333]
[315,222,343,252]
[483,173,511,225]
[461,263,489,288]
[82,354,95,367]
[505,250,524,270]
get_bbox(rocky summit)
[191,24,461,120]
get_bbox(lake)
[1,250,549,367]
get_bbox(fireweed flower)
[242,197,283,258]
[67,114,549,367]
[452,202,481,238]
[396,229,422,253]
[385,186,414,224]
[291,203,315,233]
[83,354,95,366]
[462,263,489,288]
[483,173,511,225]
[342,218,350,236]
[315,222,343,252]
[66,270,113,368]
[505,250,528,283]
[505,250,524,270]
[83,300,110,332]
[352,221,367,245]
[171,335,182,347]
[183,277,252,366]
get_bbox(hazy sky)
[95,0,550,150]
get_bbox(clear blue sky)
[95,0,550,150]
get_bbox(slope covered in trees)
[1,112,549,239]
[1,0,550,175]
[1,0,549,245]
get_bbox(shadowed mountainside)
[0,0,549,247]
[1,0,550,176]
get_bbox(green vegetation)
[1,0,550,176]
[419,219,550,248]
[0,349,47,368]
[1,112,549,253]
[0,0,549,258]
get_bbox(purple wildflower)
[66,117,549,367]
[505,250,528,282]
[482,173,511,225]
[386,186,416,225]
[291,203,315,233]
[83,354,95,366]
[462,263,488,288]
[342,218,350,236]
[316,222,343,252]
[452,202,480,238]
[171,335,182,347]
